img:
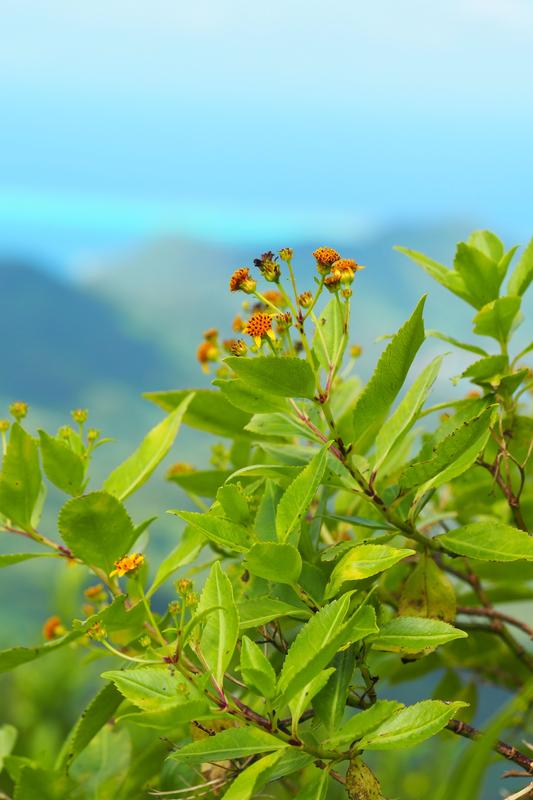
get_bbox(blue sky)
[1,0,533,270]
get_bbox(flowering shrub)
[0,231,532,799]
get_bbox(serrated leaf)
[145,388,253,438]
[103,396,192,500]
[224,355,316,399]
[467,230,504,262]
[221,751,286,800]
[374,356,442,469]
[472,296,522,344]
[102,666,206,713]
[313,647,355,734]
[351,297,426,453]
[0,423,42,532]
[399,555,456,623]
[358,699,468,750]
[325,699,404,748]
[508,236,533,296]
[240,636,277,698]
[197,560,239,686]
[276,445,330,541]
[55,683,123,771]
[401,406,493,496]
[395,247,472,304]
[325,545,414,599]
[12,765,75,799]
[288,668,335,735]
[437,522,533,561]
[312,296,348,371]
[171,510,251,553]
[244,542,302,585]
[171,726,288,764]
[38,431,85,496]
[58,491,136,573]
[426,330,488,356]
[461,355,508,382]
[370,616,467,655]
[454,243,502,308]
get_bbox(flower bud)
[176,578,193,596]
[254,252,281,282]
[298,291,313,308]
[0,419,10,433]
[279,247,293,263]
[324,271,342,293]
[71,408,88,425]
[224,338,247,357]
[87,428,101,443]
[9,401,28,421]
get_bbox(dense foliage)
[1,231,532,799]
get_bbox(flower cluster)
[109,553,145,578]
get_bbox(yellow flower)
[166,462,195,477]
[196,340,218,373]
[110,553,145,578]
[71,408,89,424]
[244,313,276,347]
[331,258,364,285]
[223,338,247,356]
[9,401,28,421]
[324,272,342,293]
[298,291,313,308]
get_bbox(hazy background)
[1,2,532,797]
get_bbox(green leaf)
[102,666,207,713]
[58,491,136,573]
[325,545,415,599]
[312,296,347,371]
[276,445,330,541]
[508,235,533,296]
[0,724,17,773]
[437,522,533,561]
[0,553,57,568]
[244,542,302,585]
[221,752,286,800]
[213,377,288,414]
[400,406,493,496]
[12,765,75,799]
[288,668,335,734]
[454,243,502,308]
[145,388,252,438]
[313,647,355,734]
[467,230,504,262]
[325,700,403,748]
[426,330,488,356]
[0,631,83,674]
[171,726,288,764]
[197,560,239,686]
[171,510,251,553]
[103,395,193,500]
[276,600,377,706]
[55,683,123,772]
[374,356,443,469]
[472,296,522,344]
[318,512,395,531]
[0,423,42,531]
[394,247,472,304]
[293,768,330,799]
[461,355,508,383]
[167,468,233,497]
[245,413,322,442]
[238,598,310,629]
[370,616,467,655]
[240,635,277,698]
[358,699,468,750]
[38,431,85,496]
[224,355,316,399]
[148,527,204,597]
[216,484,251,525]
[399,555,456,623]
[351,296,426,453]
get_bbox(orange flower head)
[298,291,313,308]
[313,247,341,275]
[84,584,106,600]
[43,615,65,641]
[275,311,293,331]
[203,327,218,342]
[244,313,276,346]
[232,314,246,333]
[110,553,145,578]
[223,338,247,356]
[229,267,256,294]
[261,290,286,308]
[196,340,219,373]
[167,462,195,478]
[467,390,481,399]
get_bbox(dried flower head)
[9,401,28,421]
[0,419,10,433]
[223,338,247,356]
[298,291,313,308]
[197,340,219,373]
[244,313,276,346]
[313,247,341,275]
[279,247,293,263]
[324,272,342,293]
[42,615,65,641]
[229,267,256,294]
[254,251,281,282]
[275,311,293,331]
[110,552,145,578]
